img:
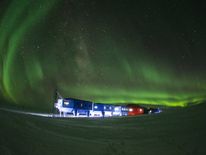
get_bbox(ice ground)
[0,103,206,155]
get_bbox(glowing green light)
[0,0,205,109]
[0,0,58,102]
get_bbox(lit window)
[64,102,69,105]
[114,107,119,111]
[129,108,133,112]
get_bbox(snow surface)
[0,104,206,155]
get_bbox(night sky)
[0,0,206,109]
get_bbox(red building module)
[127,104,144,116]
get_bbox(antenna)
[52,89,63,117]
[56,90,63,99]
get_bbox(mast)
[52,89,63,117]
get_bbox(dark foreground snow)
[0,103,206,155]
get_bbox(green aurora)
[0,0,206,110]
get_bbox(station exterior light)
[129,108,133,112]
